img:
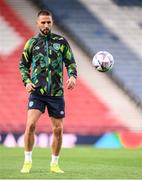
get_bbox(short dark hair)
[37,10,53,18]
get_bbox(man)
[19,10,77,174]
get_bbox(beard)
[40,28,50,35]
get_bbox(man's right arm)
[19,39,34,86]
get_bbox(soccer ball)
[92,51,114,72]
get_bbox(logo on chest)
[35,46,40,50]
[53,43,60,51]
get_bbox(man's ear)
[36,20,38,26]
[36,19,39,29]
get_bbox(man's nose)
[45,23,48,28]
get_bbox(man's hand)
[26,83,36,93]
[66,76,76,90]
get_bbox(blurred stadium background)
[0,0,142,149]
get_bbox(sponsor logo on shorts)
[29,101,34,107]
[60,111,64,115]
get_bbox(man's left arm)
[63,40,77,90]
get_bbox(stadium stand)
[0,0,127,136]
[31,0,142,106]
[0,0,142,148]
[112,0,142,6]
[0,0,33,132]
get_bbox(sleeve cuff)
[25,79,32,85]
[69,74,77,79]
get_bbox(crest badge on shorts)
[53,43,60,51]
[60,111,64,115]
[29,101,34,107]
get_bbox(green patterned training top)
[19,32,77,96]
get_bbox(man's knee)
[53,125,63,138]
[26,122,36,133]
[26,110,41,133]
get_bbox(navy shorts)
[28,92,65,118]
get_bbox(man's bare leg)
[50,117,64,173]
[24,109,42,151]
[21,109,42,173]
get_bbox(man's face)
[37,15,53,35]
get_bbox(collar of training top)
[38,31,51,39]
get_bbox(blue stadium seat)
[112,0,142,6]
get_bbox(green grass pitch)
[0,146,142,179]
